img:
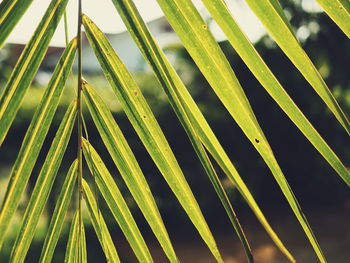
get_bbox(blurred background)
[0,0,349,262]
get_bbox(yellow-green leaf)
[65,211,79,263]
[243,0,350,134]
[109,0,293,260]
[82,82,177,262]
[316,0,350,38]
[39,160,78,263]
[0,0,70,145]
[0,38,77,249]
[83,179,120,263]
[82,139,153,263]
[109,1,253,261]
[9,99,76,263]
[0,0,34,48]
[82,14,222,262]
[153,0,327,262]
[201,0,350,189]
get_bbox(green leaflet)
[0,38,77,249]
[0,0,70,145]
[83,179,121,263]
[9,100,76,263]
[0,0,34,48]
[82,139,153,263]
[109,1,252,261]
[242,0,350,134]
[82,15,223,262]
[202,0,350,187]
[109,0,293,260]
[82,82,178,262]
[64,211,86,263]
[65,212,79,263]
[153,0,327,262]
[39,160,78,263]
[316,0,350,38]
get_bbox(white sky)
[2,0,323,47]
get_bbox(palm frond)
[242,0,350,134]
[201,0,350,186]
[0,0,34,48]
[151,1,327,261]
[39,160,78,263]
[82,14,223,262]
[83,179,121,263]
[316,0,350,38]
[0,0,70,145]
[9,99,76,263]
[82,82,177,262]
[82,139,154,263]
[0,39,76,248]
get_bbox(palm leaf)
[201,0,350,185]
[82,82,178,262]
[83,179,121,263]
[0,0,70,145]
[9,99,76,263]
[242,0,350,134]
[109,2,253,261]
[0,39,77,249]
[316,0,350,38]
[149,0,327,262]
[39,160,78,263]
[82,14,223,262]
[82,139,154,263]
[109,0,294,260]
[64,211,79,263]
[0,0,34,48]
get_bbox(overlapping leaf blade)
[109,0,294,260]
[65,212,79,263]
[82,14,223,262]
[316,0,350,38]
[0,38,77,249]
[242,0,350,134]
[9,100,76,263]
[83,82,178,262]
[109,1,253,261]
[82,139,154,263]
[0,0,34,48]
[39,160,78,263]
[83,179,121,263]
[153,0,327,262]
[0,0,70,145]
[201,0,350,185]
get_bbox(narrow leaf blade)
[243,0,350,134]
[82,139,153,263]
[39,160,78,263]
[109,0,293,260]
[202,0,350,188]
[0,38,77,248]
[82,15,222,262]
[83,179,121,263]
[151,1,327,262]
[65,212,79,263]
[0,0,70,145]
[0,0,34,48]
[316,0,350,38]
[83,82,177,262]
[9,99,77,263]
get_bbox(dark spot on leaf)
[202,25,208,29]
[255,138,260,143]
[134,91,138,96]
